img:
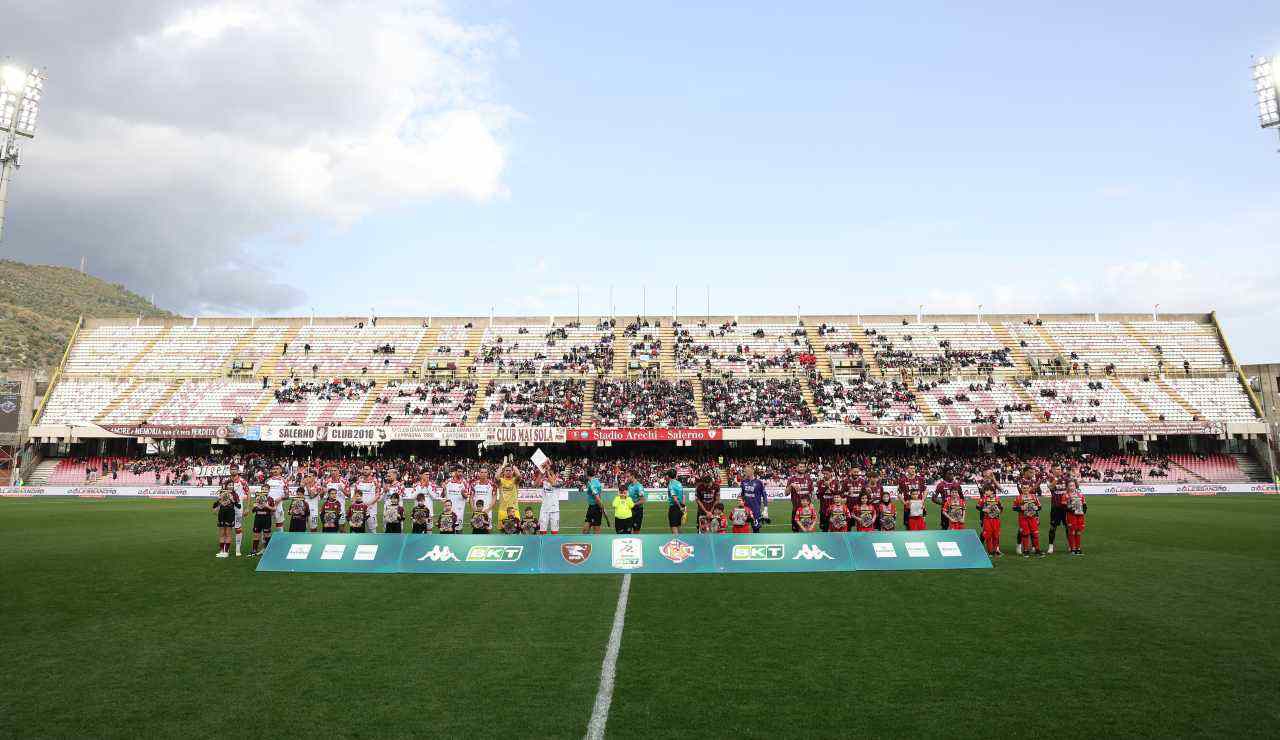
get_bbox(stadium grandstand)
[16,311,1271,488]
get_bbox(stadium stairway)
[990,323,1033,376]
[1231,453,1269,482]
[357,388,383,424]
[610,341,630,378]
[802,326,834,377]
[1154,377,1201,418]
[93,380,137,423]
[659,323,677,379]
[28,459,58,485]
[222,328,262,375]
[256,325,302,377]
[1112,381,1159,422]
[1032,323,1066,356]
[408,324,440,372]
[1168,459,1210,483]
[1122,322,1162,365]
[581,377,596,426]
[1011,382,1048,421]
[798,374,822,422]
[120,326,171,375]
[140,381,182,423]
[691,379,710,427]
[465,384,487,425]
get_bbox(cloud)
[0,0,514,313]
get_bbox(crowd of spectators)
[372,379,478,424]
[593,379,698,427]
[272,377,374,404]
[477,379,585,427]
[701,377,815,427]
[478,327,614,376]
[810,375,920,424]
[46,447,1214,489]
[674,321,814,373]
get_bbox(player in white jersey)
[354,468,382,533]
[442,468,469,533]
[411,472,437,517]
[323,470,348,525]
[302,472,323,532]
[228,470,250,556]
[266,466,288,531]
[538,466,561,534]
[470,468,496,526]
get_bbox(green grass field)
[3,495,1278,738]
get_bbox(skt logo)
[792,544,835,561]
[732,544,785,561]
[417,545,460,562]
[466,545,524,562]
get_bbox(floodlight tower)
[0,61,46,243]
[1252,55,1280,151]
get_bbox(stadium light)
[0,60,47,243]
[1252,55,1280,150]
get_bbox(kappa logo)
[658,538,695,564]
[466,545,524,562]
[611,537,643,569]
[732,544,785,561]
[792,544,835,561]
[417,545,460,562]
[560,542,592,565]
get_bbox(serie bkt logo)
[732,544,785,561]
[466,545,524,562]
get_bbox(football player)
[471,468,496,531]
[898,465,928,530]
[443,468,469,534]
[786,462,815,533]
[933,469,963,530]
[539,465,561,534]
[496,464,521,531]
[354,467,382,533]
[1045,464,1071,555]
[738,465,767,533]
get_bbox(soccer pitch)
[3,496,1278,738]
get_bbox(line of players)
[211,459,1088,560]
[766,461,1088,557]
[212,462,563,558]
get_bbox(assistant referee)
[664,469,686,534]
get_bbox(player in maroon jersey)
[934,470,964,530]
[1045,464,1071,555]
[842,466,865,511]
[694,473,720,525]
[212,484,239,558]
[815,467,840,532]
[787,462,815,532]
[897,465,927,531]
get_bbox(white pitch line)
[585,573,632,740]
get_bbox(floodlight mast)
[1252,55,1280,152]
[0,62,46,243]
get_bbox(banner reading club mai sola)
[568,428,725,442]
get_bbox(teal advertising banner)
[257,532,992,574]
[847,530,992,571]
[256,532,405,573]
[539,535,715,574]
[709,533,855,574]
[400,534,542,574]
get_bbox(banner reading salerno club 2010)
[255,531,992,574]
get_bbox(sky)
[2,0,1278,362]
